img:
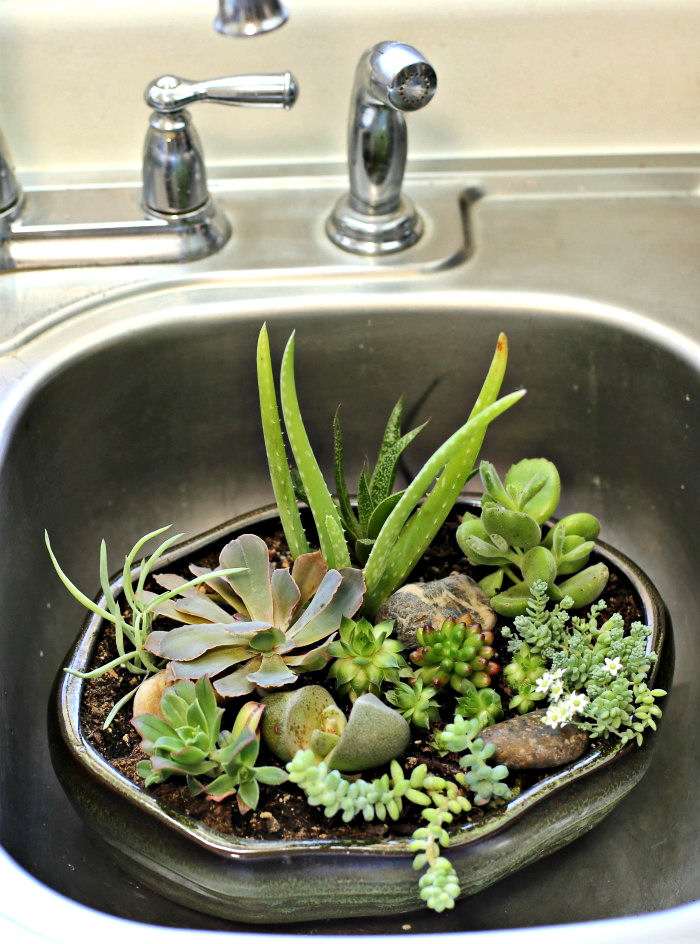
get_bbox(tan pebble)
[132,668,174,719]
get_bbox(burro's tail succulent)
[145,533,364,698]
[410,619,500,693]
[457,458,608,616]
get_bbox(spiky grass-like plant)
[257,326,524,613]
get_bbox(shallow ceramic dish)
[50,499,672,923]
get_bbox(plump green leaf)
[482,505,541,550]
[478,568,504,597]
[505,458,561,522]
[490,582,532,617]
[544,512,601,545]
[254,765,289,786]
[521,546,557,586]
[556,563,609,608]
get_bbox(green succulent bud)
[455,682,503,728]
[328,618,407,702]
[503,643,547,714]
[385,679,441,729]
[410,619,500,694]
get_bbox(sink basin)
[0,158,698,940]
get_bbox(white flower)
[550,679,565,701]
[535,673,553,695]
[543,701,573,729]
[551,668,564,680]
[603,656,623,677]
[565,691,589,715]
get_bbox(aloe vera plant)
[145,533,364,698]
[45,525,245,727]
[256,326,525,613]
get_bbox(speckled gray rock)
[481,710,590,769]
[376,573,496,647]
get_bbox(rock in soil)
[132,668,173,719]
[376,573,496,647]
[481,710,589,769]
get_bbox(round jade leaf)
[456,514,489,554]
[482,504,541,550]
[522,546,557,586]
[505,458,561,523]
[556,563,609,608]
[556,535,595,575]
[490,581,532,617]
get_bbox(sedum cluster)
[433,715,512,806]
[327,617,408,701]
[503,585,666,746]
[457,459,608,616]
[134,677,287,811]
[287,750,471,912]
[410,619,499,693]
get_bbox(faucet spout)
[327,41,437,255]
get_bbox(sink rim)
[55,498,668,863]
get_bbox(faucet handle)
[145,73,298,113]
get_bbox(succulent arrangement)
[49,325,668,918]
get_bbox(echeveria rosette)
[456,458,608,616]
[327,617,408,702]
[145,533,364,698]
[386,678,441,730]
[455,682,503,728]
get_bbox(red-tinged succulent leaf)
[214,660,260,698]
[189,564,248,613]
[220,534,274,623]
[271,568,300,630]
[291,551,328,605]
[286,568,364,648]
[169,646,251,680]
[247,653,298,689]
[146,621,271,661]
[169,595,234,624]
[204,773,239,802]
[236,777,260,813]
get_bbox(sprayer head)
[214,0,288,38]
[363,41,437,112]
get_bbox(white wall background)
[1,0,699,174]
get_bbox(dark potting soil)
[80,509,643,843]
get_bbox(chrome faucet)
[143,72,298,218]
[0,130,22,226]
[214,0,288,37]
[327,41,437,255]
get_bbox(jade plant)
[456,459,608,616]
[144,533,364,698]
[46,525,245,726]
[410,618,499,693]
[386,678,441,729]
[257,325,525,613]
[327,617,408,701]
[133,677,287,810]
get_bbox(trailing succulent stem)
[287,751,469,911]
[134,677,287,810]
[410,619,499,693]
[457,459,608,616]
[46,526,245,727]
[434,715,512,806]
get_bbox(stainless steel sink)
[0,156,698,942]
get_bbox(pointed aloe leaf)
[271,567,301,629]
[220,534,273,623]
[367,333,512,608]
[363,385,525,613]
[324,514,351,569]
[291,551,328,605]
[357,468,373,530]
[333,408,360,538]
[279,332,349,569]
[366,491,404,540]
[285,568,364,647]
[257,324,310,558]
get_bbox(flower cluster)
[537,670,589,728]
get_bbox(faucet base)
[326,194,424,256]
